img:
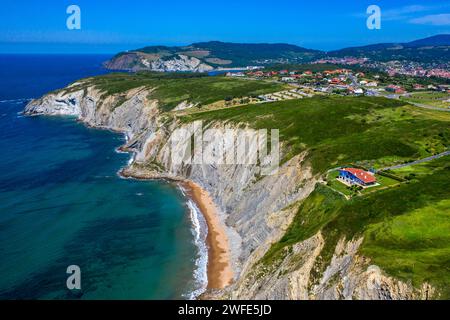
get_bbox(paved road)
[409,102,450,112]
[383,94,450,112]
[378,150,450,172]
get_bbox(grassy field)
[360,174,401,195]
[182,96,450,173]
[400,91,450,109]
[69,72,287,111]
[362,199,450,298]
[263,158,450,297]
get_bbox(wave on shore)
[179,186,209,300]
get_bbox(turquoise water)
[0,55,203,299]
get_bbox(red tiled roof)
[342,168,377,184]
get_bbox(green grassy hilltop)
[65,72,287,111]
[183,96,449,173]
[181,94,450,298]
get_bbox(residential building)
[338,168,377,187]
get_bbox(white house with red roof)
[338,168,377,187]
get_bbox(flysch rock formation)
[104,52,214,72]
[24,82,435,300]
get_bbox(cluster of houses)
[379,62,450,80]
[225,66,450,102]
[419,84,450,93]
[313,57,369,66]
[241,68,354,82]
[319,58,450,81]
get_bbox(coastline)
[26,105,235,296]
[181,181,234,290]
[25,94,235,296]
[120,166,234,292]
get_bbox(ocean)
[0,54,206,299]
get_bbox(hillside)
[104,35,450,72]
[407,34,450,47]
[183,96,450,299]
[24,74,450,299]
[330,34,450,63]
[104,41,321,71]
[57,72,288,111]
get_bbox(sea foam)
[179,186,209,300]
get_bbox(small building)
[437,85,450,92]
[338,168,377,187]
[281,76,296,82]
[386,85,405,94]
[330,78,342,85]
[226,72,245,77]
[353,88,364,95]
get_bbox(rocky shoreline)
[120,165,235,292]
[24,86,240,297]
[24,82,435,300]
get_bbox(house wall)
[338,170,366,186]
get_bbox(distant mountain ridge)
[105,41,319,72]
[329,34,450,63]
[407,34,450,47]
[104,35,450,72]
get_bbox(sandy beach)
[182,181,234,290]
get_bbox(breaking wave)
[179,186,209,300]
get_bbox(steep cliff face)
[229,234,433,300]
[24,83,434,300]
[104,52,214,72]
[24,83,161,145]
[24,83,318,283]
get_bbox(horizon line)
[0,33,448,55]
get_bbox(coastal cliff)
[24,81,436,300]
[103,41,320,72]
[228,234,433,300]
[104,53,214,72]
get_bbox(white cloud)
[410,13,450,26]
[382,5,429,21]
[353,3,450,22]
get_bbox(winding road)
[408,101,450,112]
[378,150,450,172]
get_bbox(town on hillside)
[224,60,450,108]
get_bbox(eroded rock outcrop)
[104,52,214,72]
[228,234,434,300]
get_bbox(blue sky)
[1,0,449,53]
